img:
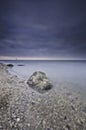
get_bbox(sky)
[0,0,86,60]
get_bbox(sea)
[1,60,86,97]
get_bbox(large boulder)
[27,71,52,92]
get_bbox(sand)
[0,63,86,130]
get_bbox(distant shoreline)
[0,59,86,62]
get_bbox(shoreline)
[0,63,86,130]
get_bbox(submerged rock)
[7,64,14,67]
[27,71,52,92]
[17,64,24,66]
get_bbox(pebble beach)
[0,63,86,130]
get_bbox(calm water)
[1,60,86,93]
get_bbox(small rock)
[27,123,30,127]
[38,98,41,102]
[82,106,86,113]
[64,116,67,120]
[7,64,14,67]
[42,120,46,128]
[16,118,20,122]
[71,105,75,111]
[17,64,24,66]
[66,124,71,130]
[31,101,35,105]
[47,128,51,130]
[0,124,3,129]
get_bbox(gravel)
[0,64,86,130]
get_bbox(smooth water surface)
[2,60,86,93]
[1,61,86,85]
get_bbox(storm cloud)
[0,0,86,58]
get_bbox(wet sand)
[0,63,86,130]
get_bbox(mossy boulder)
[27,71,52,92]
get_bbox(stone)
[0,123,3,129]
[66,124,71,130]
[27,123,30,127]
[27,71,52,92]
[17,64,24,66]
[16,118,20,122]
[7,64,14,67]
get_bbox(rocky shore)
[0,63,86,130]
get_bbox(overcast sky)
[0,0,86,59]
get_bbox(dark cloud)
[0,0,86,58]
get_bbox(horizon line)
[0,56,86,61]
